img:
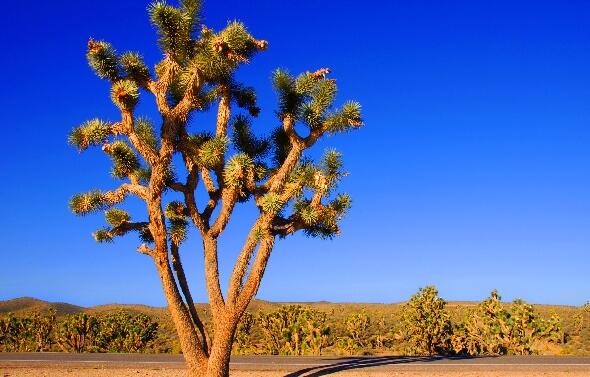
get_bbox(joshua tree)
[68,1,362,376]
[398,286,452,356]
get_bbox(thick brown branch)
[171,242,210,356]
[103,183,148,204]
[153,251,208,368]
[208,188,239,238]
[146,56,176,116]
[234,236,275,313]
[172,70,202,118]
[215,85,231,137]
[119,111,159,166]
[202,237,226,319]
[226,217,269,305]
[260,116,306,193]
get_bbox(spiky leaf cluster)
[272,69,363,133]
[105,208,131,227]
[191,22,266,82]
[87,39,119,81]
[70,190,109,215]
[197,136,227,167]
[103,141,141,178]
[134,117,158,151]
[111,80,139,110]
[165,201,188,244]
[93,228,114,243]
[230,83,260,116]
[148,1,196,60]
[68,119,111,151]
[121,52,151,85]
[224,153,255,197]
[231,115,270,161]
[261,193,283,214]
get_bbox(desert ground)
[2,354,590,377]
[1,367,589,377]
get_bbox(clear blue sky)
[1,0,589,307]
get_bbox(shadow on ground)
[283,355,492,377]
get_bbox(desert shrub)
[0,310,56,352]
[451,290,563,355]
[233,312,255,355]
[371,316,393,350]
[0,313,28,351]
[397,286,452,355]
[94,311,159,352]
[258,305,330,355]
[336,311,371,355]
[57,313,99,352]
[30,310,57,351]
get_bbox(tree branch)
[208,188,239,238]
[171,241,210,356]
[103,183,148,204]
[234,235,275,313]
[215,85,231,138]
[117,110,159,166]
[202,237,226,319]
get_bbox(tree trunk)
[203,321,238,377]
[154,256,208,376]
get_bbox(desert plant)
[57,313,99,353]
[94,311,159,352]
[336,311,371,355]
[30,310,57,351]
[258,305,331,356]
[0,314,24,352]
[451,290,563,356]
[232,312,255,355]
[69,0,362,375]
[398,286,452,356]
[371,316,392,350]
[301,309,331,355]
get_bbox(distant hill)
[0,297,84,316]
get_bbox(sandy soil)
[1,368,589,377]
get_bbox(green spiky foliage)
[68,119,112,151]
[451,290,564,356]
[398,286,452,356]
[70,1,362,375]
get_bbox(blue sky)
[1,0,589,307]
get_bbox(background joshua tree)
[397,286,452,356]
[68,1,362,376]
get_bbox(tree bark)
[204,319,238,377]
[154,254,208,376]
